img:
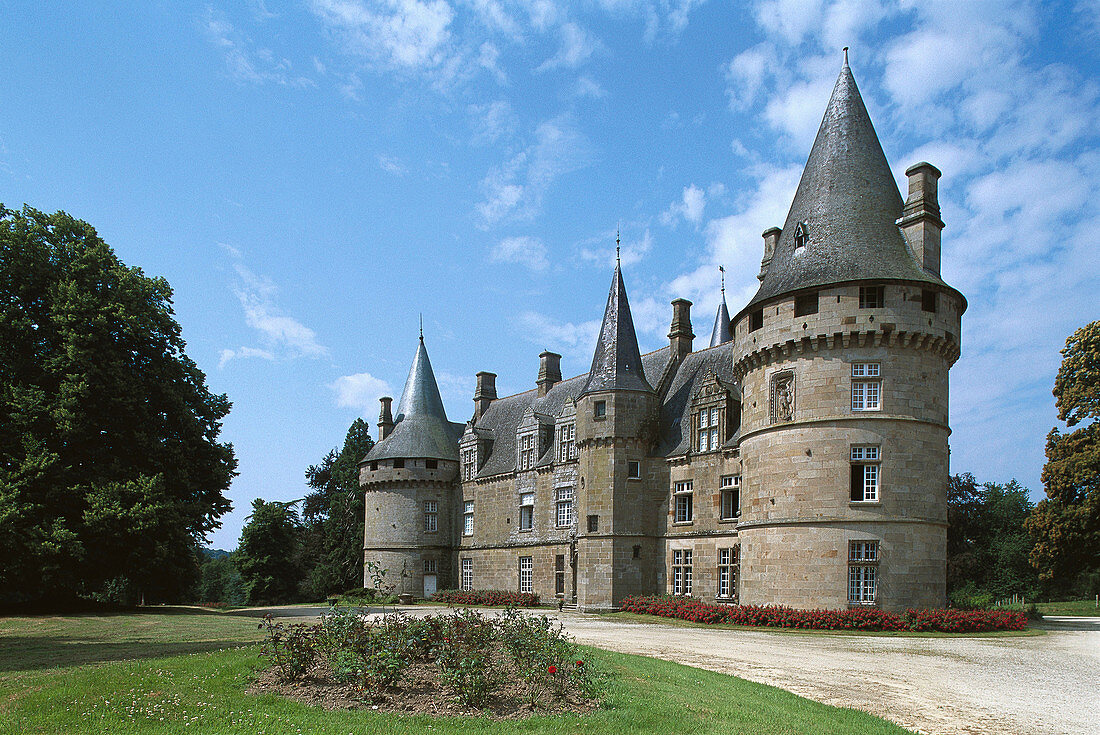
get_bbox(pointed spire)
[580,262,653,396]
[744,52,942,311]
[709,266,731,347]
[396,336,448,423]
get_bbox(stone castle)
[360,59,965,612]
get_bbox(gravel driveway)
[251,605,1099,734]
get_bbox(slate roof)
[579,263,654,396]
[742,60,947,317]
[364,337,463,462]
[709,297,732,347]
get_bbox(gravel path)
[249,606,1100,734]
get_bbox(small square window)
[794,292,818,316]
[393,458,405,469]
[587,514,599,533]
[628,460,641,479]
[593,401,606,418]
[425,459,438,470]
[921,289,937,313]
[749,308,763,332]
[859,286,884,309]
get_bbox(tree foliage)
[0,205,236,605]
[1025,320,1100,597]
[947,473,1037,601]
[235,499,302,605]
[196,549,247,605]
[299,419,374,598]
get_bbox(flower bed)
[618,596,1027,633]
[431,589,540,607]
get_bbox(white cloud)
[536,22,598,71]
[468,100,517,145]
[204,9,315,87]
[218,346,276,368]
[378,154,407,175]
[725,44,772,111]
[660,184,707,227]
[516,310,601,363]
[330,372,392,413]
[308,0,455,70]
[491,236,549,271]
[574,76,607,98]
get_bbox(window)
[672,549,693,595]
[749,308,763,332]
[393,458,405,469]
[921,289,937,313]
[463,500,474,535]
[627,460,641,479]
[555,555,566,595]
[859,285,884,309]
[587,514,599,533]
[848,541,878,604]
[558,423,577,462]
[519,492,534,530]
[794,292,818,316]
[423,500,438,532]
[593,400,606,418]
[519,556,533,593]
[462,448,476,481]
[423,559,437,574]
[793,222,809,250]
[461,558,472,591]
[519,433,535,470]
[696,407,720,452]
[556,487,574,527]
[674,481,693,523]
[425,459,438,470]
[851,362,881,411]
[717,547,738,598]
[720,475,741,519]
[370,461,378,471]
[850,446,881,502]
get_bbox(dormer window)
[793,222,809,250]
[519,433,535,470]
[691,373,735,453]
[461,447,477,481]
[558,422,577,462]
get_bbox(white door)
[423,574,437,597]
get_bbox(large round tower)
[360,335,461,598]
[732,59,965,611]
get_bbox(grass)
[607,611,1044,637]
[1034,599,1100,616]
[0,610,915,734]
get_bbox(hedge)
[431,589,541,607]
[618,595,1027,633]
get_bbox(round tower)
[360,335,459,598]
[731,59,965,611]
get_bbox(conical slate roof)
[364,336,461,462]
[580,263,654,396]
[744,59,944,313]
[709,297,732,347]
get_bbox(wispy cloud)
[491,236,549,271]
[516,310,601,364]
[330,372,392,413]
[308,0,455,71]
[378,154,407,175]
[204,8,314,87]
[536,22,599,71]
[660,184,707,227]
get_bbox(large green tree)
[0,205,236,605]
[299,418,374,598]
[235,499,302,605]
[1026,321,1100,596]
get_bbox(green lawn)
[1034,599,1100,616]
[0,610,914,734]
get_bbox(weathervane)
[419,313,423,341]
[719,265,726,296]
[616,225,621,265]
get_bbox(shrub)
[431,589,540,607]
[259,614,318,681]
[618,595,1027,633]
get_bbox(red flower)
[575,660,583,666]
[548,665,557,674]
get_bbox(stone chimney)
[537,351,562,397]
[668,298,694,358]
[897,162,944,276]
[378,396,394,440]
[759,227,781,281]
[473,371,497,421]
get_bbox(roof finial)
[719,264,725,297]
[615,226,621,266]
[419,313,423,341]
[843,46,849,67]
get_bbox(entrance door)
[423,574,437,597]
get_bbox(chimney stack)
[897,162,944,276]
[759,227,781,281]
[473,371,497,421]
[378,396,394,440]
[668,298,694,358]
[537,351,562,397]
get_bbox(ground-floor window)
[555,554,566,595]
[672,549,692,595]
[519,556,533,593]
[848,540,878,604]
[717,547,738,599]
[461,558,473,591]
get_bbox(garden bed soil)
[248,659,599,720]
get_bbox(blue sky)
[2,0,1098,550]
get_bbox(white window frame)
[461,447,476,481]
[672,549,693,595]
[627,460,641,479]
[423,500,438,532]
[423,559,437,573]
[460,558,472,591]
[674,481,693,523]
[558,423,577,462]
[519,556,533,593]
[696,408,720,452]
[720,474,741,519]
[848,541,879,604]
[463,500,474,536]
[519,492,534,531]
[519,433,535,470]
[851,362,882,411]
[717,547,738,599]
[851,446,881,502]
[555,486,574,527]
